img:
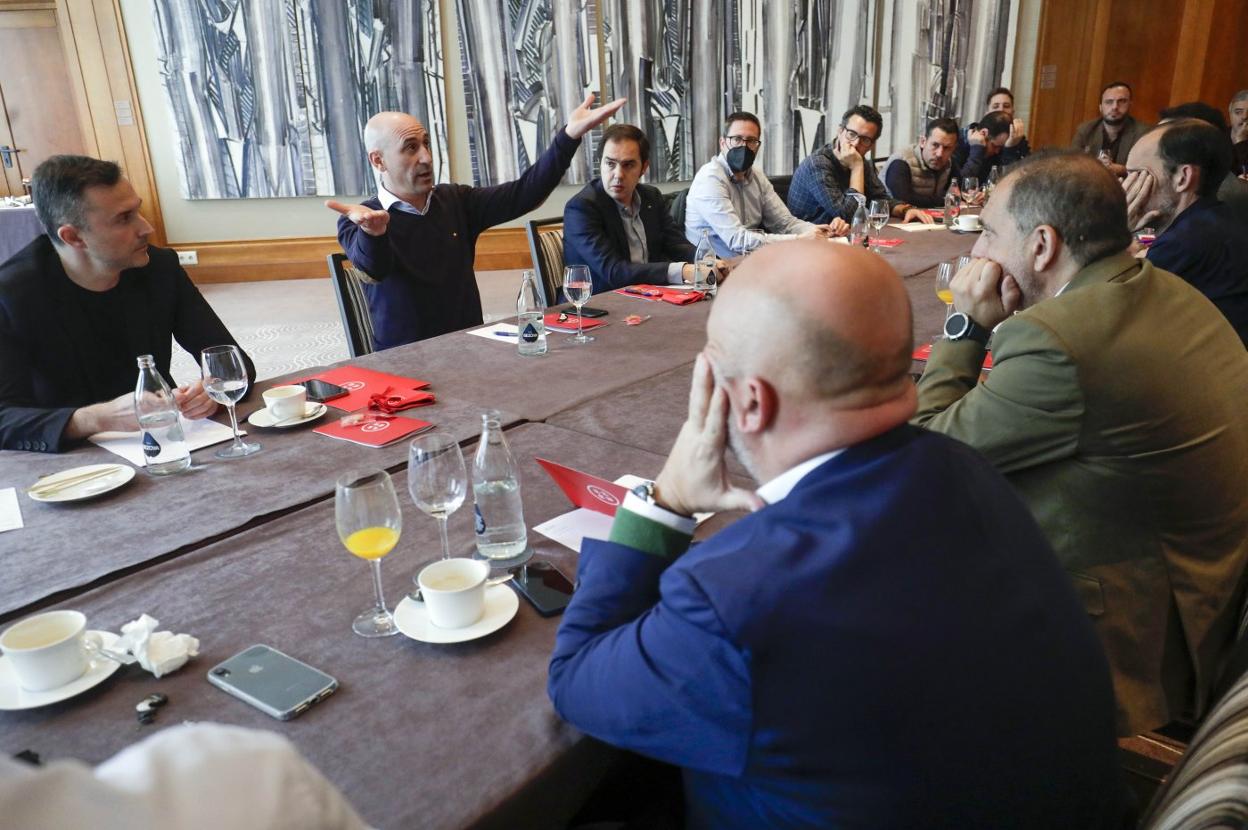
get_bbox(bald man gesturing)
[326,95,623,349]
[547,241,1121,829]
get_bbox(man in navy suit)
[562,124,698,294]
[548,241,1123,829]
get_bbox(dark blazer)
[562,179,696,294]
[550,427,1123,829]
[0,236,254,453]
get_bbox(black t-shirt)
[65,277,142,398]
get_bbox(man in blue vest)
[548,240,1123,829]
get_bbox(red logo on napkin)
[536,458,630,516]
[305,367,431,412]
[313,414,434,447]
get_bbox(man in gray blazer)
[1071,81,1151,177]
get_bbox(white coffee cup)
[954,214,981,232]
[418,558,489,629]
[263,385,307,420]
[0,610,92,692]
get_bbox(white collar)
[377,185,432,216]
[756,450,844,504]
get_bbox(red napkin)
[544,311,609,333]
[303,367,431,413]
[615,285,705,305]
[313,413,434,447]
[912,343,993,369]
[872,237,904,248]
[368,386,436,413]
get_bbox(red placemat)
[313,414,434,447]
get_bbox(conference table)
[0,227,972,828]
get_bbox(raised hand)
[832,134,863,168]
[653,354,764,517]
[1005,118,1027,148]
[1122,170,1161,231]
[968,127,988,147]
[564,94,627,140]
[325,200,390,237]
[952,258,1021,331]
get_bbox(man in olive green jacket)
[914,152,1248,735]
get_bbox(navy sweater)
[337,129,581,350]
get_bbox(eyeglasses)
[724,136,762,149]
[840,125,876,147]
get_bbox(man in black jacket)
[0,155,253,453]
[562,123,698,294]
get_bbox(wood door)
[0,7,88,195]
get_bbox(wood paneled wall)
[1031,0,1248,150]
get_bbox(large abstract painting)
[152,0,449,200]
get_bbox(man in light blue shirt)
[685,112,845,258]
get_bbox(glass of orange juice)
[336,470,403,637]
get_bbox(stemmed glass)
[201,344,260,459]
[961,177,980,208]
[868,199,890,253]
[336,470,402,638]
[408,434,468,582]
[935,262,955,341]
[563,264,594,344]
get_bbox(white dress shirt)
[684,156,815,258]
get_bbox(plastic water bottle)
[943,185,960,227]
[850,197,869,247]
[516,269,547,356]
[472,411,528,561]
[134,355,190,475]
[694,229,717,293]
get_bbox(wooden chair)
[326,253,376,357]
[524,216,565,306]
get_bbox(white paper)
[89,418,240,467]
[0,488,22,532]
[894,222,948,232]
[534,474,710,552]
[466,322,520,342]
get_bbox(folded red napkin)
[872,237,904,248]
[912,343,993,369]
[615,285,705,305]
[314,413,434,447]
[544,311,609,333]
[368,386,436,413]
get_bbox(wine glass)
[934,262,955,341]
[868,200,890,253]
[563,264,594,344]
[336,470,402,638]
[201,344,260,459]
[408,433,468,582]
[961,177,980,207]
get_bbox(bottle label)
[474,503,486,533]
[142,431,161,458]
[521,322,539,343]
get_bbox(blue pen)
[494,331,518,337]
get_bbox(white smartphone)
[206,644,338,720]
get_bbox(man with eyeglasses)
[685,111,843,258]
[788,105,933,226]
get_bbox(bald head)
[364,112,435,205]
[708,241,913,408]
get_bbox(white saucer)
[0,631,122,710]
[246,402,327,428]
[27,464,135,504]
[948,226,982,235]
[394,584,520,644]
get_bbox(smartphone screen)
[207,645,338,720]
[300,379,349,402]
[511,561,575,617]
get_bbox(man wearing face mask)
[684,112,843,258]
[788,105,933,226]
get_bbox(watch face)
[944,313,969,339]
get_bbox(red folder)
[536,458,630,516]
[544,312,609,333]
[912,343,994,369]
[615,285,706,305]
[313,414,434,447]
[305,367,431,412]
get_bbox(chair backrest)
[326,253,376,357]
[524,216,564,306]
[768,174,792,203]
[1140,667,1248,829]
[668,188,689,231]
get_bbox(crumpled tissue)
[113,614,199,678]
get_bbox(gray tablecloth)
[0,388,519,621]
[873,224,977,277]
[0,423,709,830]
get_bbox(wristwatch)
[944,312,991,345]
